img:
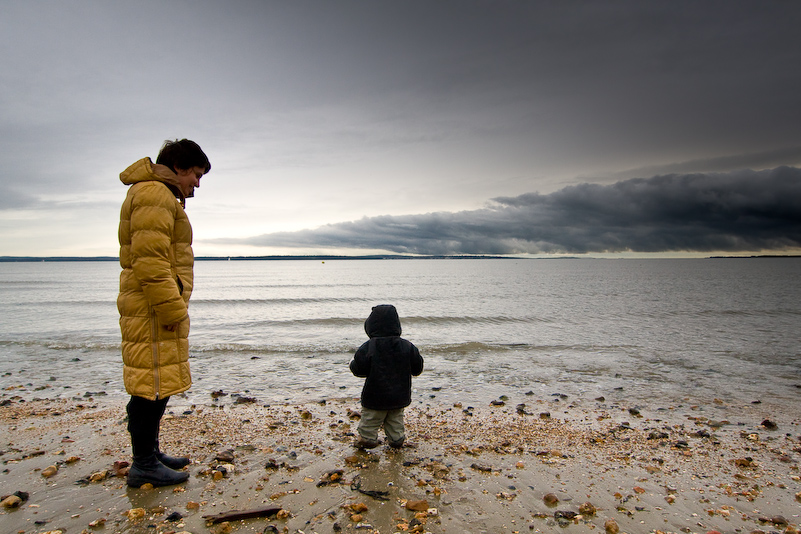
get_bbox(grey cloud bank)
[218,167,801,255]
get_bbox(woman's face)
[175,166,206,197]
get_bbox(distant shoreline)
[0,254,799,262]
[0,254,513,262]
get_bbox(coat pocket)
[176,275,184,294]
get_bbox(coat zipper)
[150,307,160,399]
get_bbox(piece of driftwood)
[202,505,282,523]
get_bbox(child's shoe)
[355,437,380,449]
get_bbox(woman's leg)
[152,397,191,469]
[126,396,188,487]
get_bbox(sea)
[1,258,799,413]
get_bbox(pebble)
[405,499,429,511]
[1,495,22,508]
[215,449,235,463]
[41,465,58,478]
[761,419,778,430]
[554,510,576,520]
[125,507,146,520]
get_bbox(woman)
[117,139,210,487]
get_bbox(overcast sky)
[2,0,800,257]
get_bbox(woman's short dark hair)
[156,139,211,174]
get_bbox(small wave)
[192,296,373,306]
[0,338,120,351]
[404,315,552,326]
[190,343,355,355]
[695,308,801,317]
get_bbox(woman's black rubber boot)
[127,455,189,488]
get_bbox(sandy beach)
[2,388,800,534]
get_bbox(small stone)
[125,508,146,520]
[41,465,58,478]
[770,515,788,526]
[166,511,183,521]
[470,463,493,472]
[215,449,235,463]
[578,502,596,516]
[604,518,619,534]
[89,470,108,482]
[88,518,107,528]
[1,495,22,508]
[186,501,200,510]
[405,499,429,511]
[348,502,368,513]
[543,493,559,506]
[113,460,130,477]
[761,419,778,430]
[350,513,363,522]
[795,491,801,503]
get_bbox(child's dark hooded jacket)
[350,305,424,410]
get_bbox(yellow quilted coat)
[118,158,193,400]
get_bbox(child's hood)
[364,304,402,338]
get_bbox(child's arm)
[350,342,371,377]
[410,343,424,376]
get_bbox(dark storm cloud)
[221,167,801,255]
[598,146,801,182]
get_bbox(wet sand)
[2,390,800,534]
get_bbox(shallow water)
[0,258,799,410]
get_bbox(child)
[350,304,424,449]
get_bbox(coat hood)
[364,304,402,338]
[120,157,185,204]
